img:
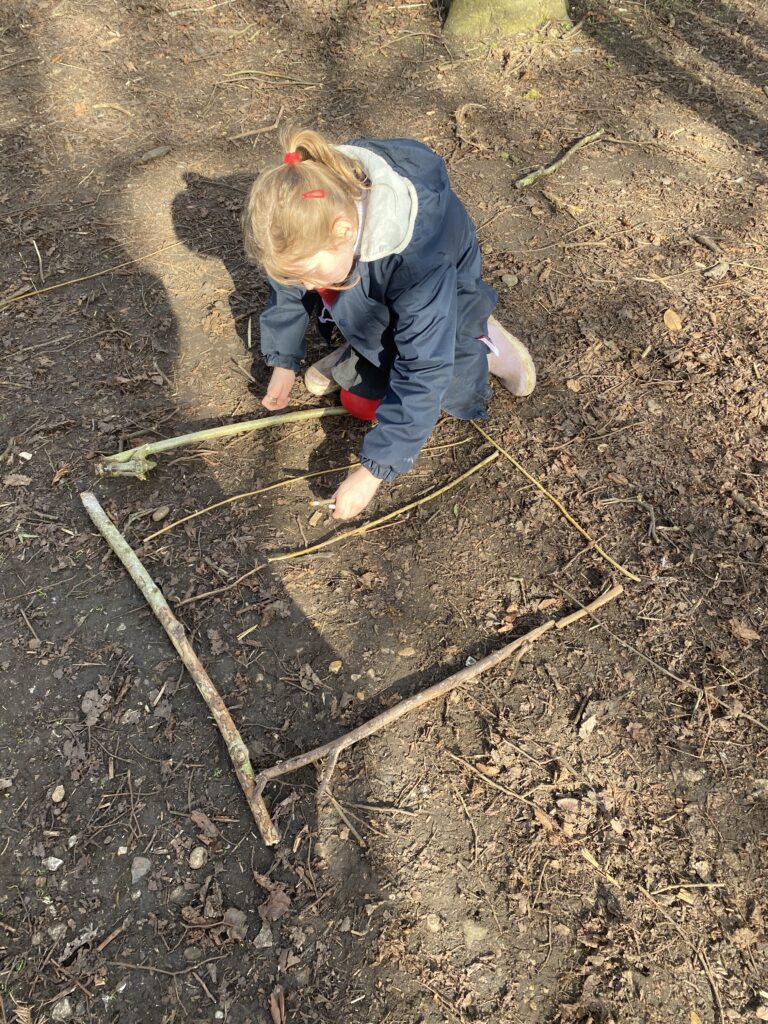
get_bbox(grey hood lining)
[337,144,419,262]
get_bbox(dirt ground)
[1,0,767,1021]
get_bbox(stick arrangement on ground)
[252,584,623,845]
[80,491,279,845]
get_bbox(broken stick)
[514,128,606,190]
[80,491,279,845]
[252,584,623,845]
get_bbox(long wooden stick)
[80,491,279,846]
[96,406,349,480]
[252,584,623,844]
[514,129,606,189]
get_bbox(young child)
[243,129,536,521]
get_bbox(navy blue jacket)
[259,138,496,480]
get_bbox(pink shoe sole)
[486,316,536,397]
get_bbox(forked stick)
[80,491,279,845]
[253,584,623,845]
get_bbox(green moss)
[445,0,571,38]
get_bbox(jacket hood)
[337,144,419,262]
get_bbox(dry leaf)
[51,463,71,485]
[259,887,291,923]
[566,378,581,393]
[532,806,556,832]
[690,1011,703,1024]
[269,985,286,1024]
[190,809,219,838]
[663,308,683,331]
[579,714,598,740]
[3,473,31,487]
[729,617,761,643]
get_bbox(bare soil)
[1,0,766,1022]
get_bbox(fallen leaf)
[690,1011,703,1024]
[729,617,761,643]
[258,887,291,923]
[190,809,219,838]
[268,985,286,1024]
[663,308,683,331]
[51,463,71,485]
[3,473,31,487]
[579,714,598,739]
[566,378,581,393]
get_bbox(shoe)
[304,345,349,396]
[485,316,536,397]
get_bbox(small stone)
[48,923,68,942]
[398,647,416,658]
[117,846,128,856]
[425,913,443,933]
[189,846,207,870]
[131,856,152,884]
[51,784,66,803]
[462,920,489,945]
[328,660,343,674]
[151,505,170,522]
[502,273,519,287]
[253,922,273,949]
[42,857,64,872]
[51,996,73,1021]
[183,946,202,962]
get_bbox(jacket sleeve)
[359,262,457,481]
[259,278,309,372]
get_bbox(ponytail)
[243,127,367,285]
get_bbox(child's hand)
[262,367,296,411]
[332,467,382,520]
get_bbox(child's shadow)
[171,170,358,496]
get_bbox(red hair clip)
[301,188,325,199]
[283,151,301,165]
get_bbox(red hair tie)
[283,151,301,165]
[302,188,325,199]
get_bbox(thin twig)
[268,451,499,563]
[227,103,284,141]
[471,422,640,582]
[514,129,606,189]
[0,240,184,312]
[145,461,359,542]
[581,850,724,1022]
[145,438,471,542]
[80,492,279,845]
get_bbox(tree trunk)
[444,0,570,37]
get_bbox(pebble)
[131,856,152,884]
[51,784,66,803]
[184,946,202,962]
[51,997,73,1021]
[425,913,443,934]
[502,273,519,287]
[42,857,64,872]
[398,647,416,658]
[189,846,207,870]
[151,505,170,522]
[328,659,343,674]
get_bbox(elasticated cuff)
[264,353,302,373]
[359,456,400,482]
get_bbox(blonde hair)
[243,127,367,286]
